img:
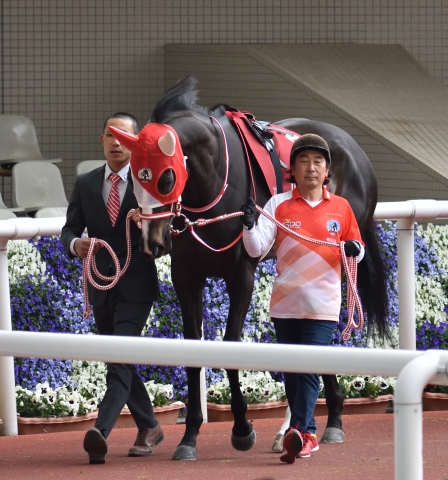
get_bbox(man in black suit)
[61,112,162,465]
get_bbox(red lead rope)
[81,210,134,319]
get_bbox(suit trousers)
[93,287,156,439]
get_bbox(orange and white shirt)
[243,187,364,321]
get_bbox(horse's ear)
[108,126,139,151]
[158,130,176,157]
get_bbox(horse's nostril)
[151,243,165,259]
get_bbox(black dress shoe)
[83,427,108,464]
[128,423,164,457]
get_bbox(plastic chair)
[76,160,106,176]
[12,161,68,213]
[34,207,68,218]
[0,209,16,220]
[0,190,25,215]
[0,115,62,167]
[0,115,62,203]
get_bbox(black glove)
[344,240,361,257]
[240,197,256,230]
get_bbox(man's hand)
[131,208,142,229]
[74,238,103,258]
[240,197,256,230]
[344,240,361,257]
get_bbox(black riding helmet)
[290,133,331,167]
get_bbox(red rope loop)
[82,210,135,319]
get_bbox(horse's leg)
[223,258,257,451]
[170,266,205,461]
[320,374,345,443]
[171,365,202,460]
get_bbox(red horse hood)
[109,123,188,206]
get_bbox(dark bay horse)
[112,75,388,461]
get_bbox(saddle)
[225,108,300,196]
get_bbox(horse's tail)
[357,221,389,338]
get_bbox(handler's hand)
[344,240,361,257]
[131,208,142,229]
[240,197,256,230]
[74,238,103,258]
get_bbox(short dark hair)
[103,112,139,134]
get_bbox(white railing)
[1,199,448,479]
[0,217,66,442]
[0,331,447,480]
[374,199,448,349]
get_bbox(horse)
[111,75,388,461]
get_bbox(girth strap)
[266,139,284,196]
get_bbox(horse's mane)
[209,104,229,118]
[150,74,210,123]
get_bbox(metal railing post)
[0,216,65,435]
[200,330,208,423]
[0,236,18,435]
[396,218,416,350]
[394,351,447,480]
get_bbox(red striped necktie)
[106,173,121,226]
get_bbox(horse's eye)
[158,169,176,195]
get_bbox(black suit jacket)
[61,165,159,307]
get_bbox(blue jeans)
[273,318,336,434]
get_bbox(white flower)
[35,382,51,396]
[7,239,47,284]
[208,369,286,404]
[351,377,365,391]
[42,391,58,404]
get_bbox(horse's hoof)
[171,445,197,460]
[320,427,345,444]
[231,429,256,451]
[271,433,284,452]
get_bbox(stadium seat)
[76,160,106,175]
[12,161,68,215]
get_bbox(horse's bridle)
[181,116,230,213]
[138,116,229,221]
[138,116,255,252]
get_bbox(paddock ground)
[1,411,448,480]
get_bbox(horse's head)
[109,123,188,259]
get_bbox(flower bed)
[7,221,448,409]
[207,371,285,405]
[15,360,174,419]
[206,371,395,410]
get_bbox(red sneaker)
[299,432,319,458]
[280,428,303,464]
